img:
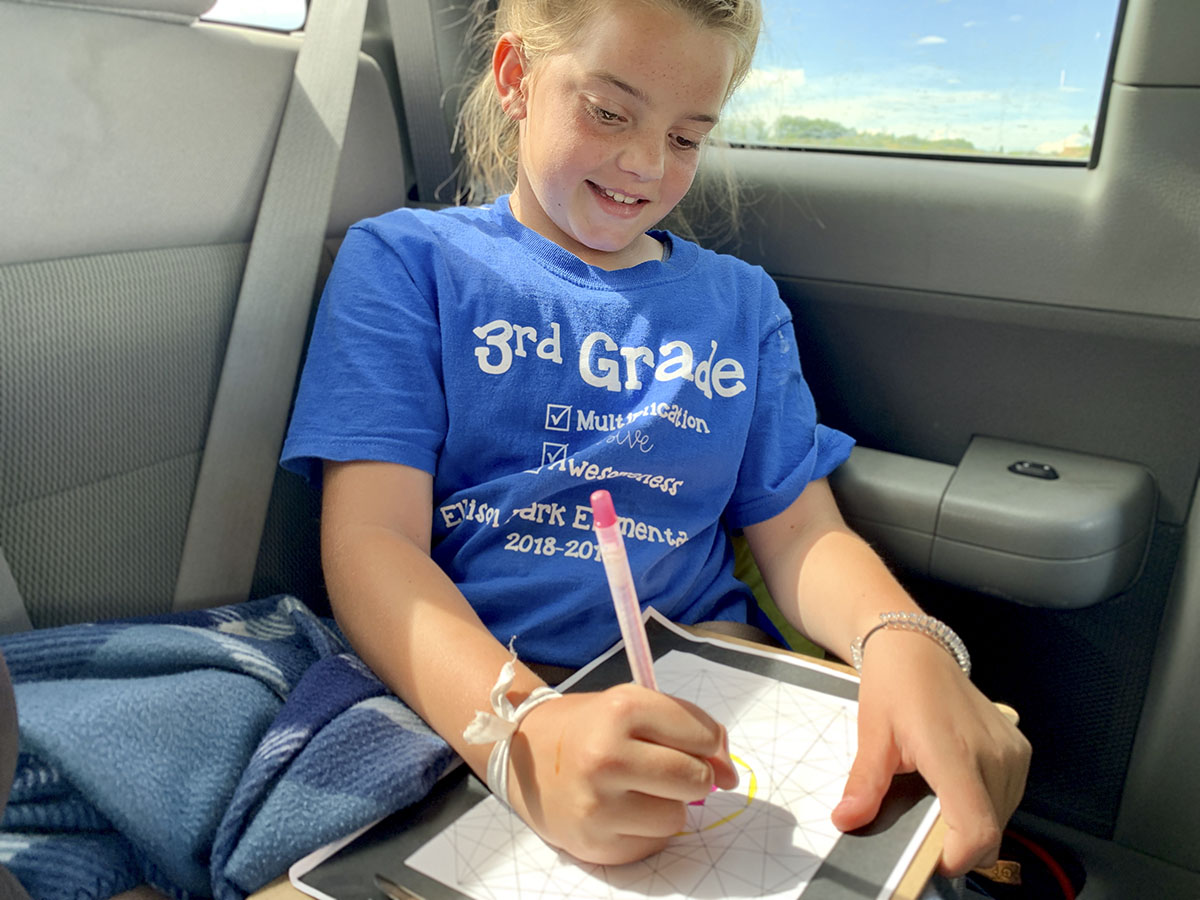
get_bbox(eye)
[672,133,702,151]
[587,103,623,124]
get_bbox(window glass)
[202,0,306,31]
[722,0,1122,161]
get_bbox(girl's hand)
[505,684,738,865]
[830,630,1032,877]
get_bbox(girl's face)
[497,1,736,270]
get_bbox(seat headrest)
[15,0,217,22]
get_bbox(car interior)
[0,0,1197,898]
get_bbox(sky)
[203,0,1123,155]
[204,0,305,31]
[727,0,1123,153]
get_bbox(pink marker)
[590,490,659,691]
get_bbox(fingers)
[598,685,735,798]
[612,729,730,801]
[624,687,730,760]
[926,752,1004,875]
[842,629,1032,877]
[931,725,1031,875]
[507,686,737,864]
[707,730,740,791]
[586,787,693,839]
[831,706,900,833]
[832,708,1013,875]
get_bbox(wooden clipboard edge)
[891,815,948,900]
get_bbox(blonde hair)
[454,0,762,241]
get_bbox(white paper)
[406,649,866,900]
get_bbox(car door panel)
[689,0,1199,874]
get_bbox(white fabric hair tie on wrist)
[462,641,563,807]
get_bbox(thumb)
[832,723,900,833]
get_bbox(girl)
[281,0,1029,876]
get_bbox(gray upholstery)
[0,0,406,626]
[1,3,405,267]
[0,246,244,624]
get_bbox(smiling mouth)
[590,182,647,206]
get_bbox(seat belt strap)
[172,0,369,611]
[387,0,456,202]
[0,548,32,634]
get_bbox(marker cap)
[590,490,617,528]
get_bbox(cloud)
[916,35,948,45]
[741,67,806,91]
[1059,70,1084,93]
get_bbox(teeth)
[602,187,639,204]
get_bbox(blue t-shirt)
[282,197,854,666]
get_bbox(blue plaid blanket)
[0,596,456,899]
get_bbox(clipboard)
[290,611,943,900]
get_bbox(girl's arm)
[320,459,736,865]
[742,477,1031,877]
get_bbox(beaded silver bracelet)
[850,611,971,677]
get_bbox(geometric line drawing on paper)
[405,650,862,900]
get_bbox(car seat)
[0,0,407,630]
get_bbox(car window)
[202,0,306,31]
[721,0,1123,162]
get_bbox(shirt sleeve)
[280,219,448,486]
[724,285,855,529]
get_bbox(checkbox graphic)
[541,442,568,466]
[544,404,572,432]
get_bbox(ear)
[493,32,528,120]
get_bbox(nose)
[617,130,665,181]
